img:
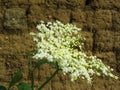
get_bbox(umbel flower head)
[30,20,118,84]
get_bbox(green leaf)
[35,59,58,69]
[18,82,32,90]
[0,85,7,90]
[8,70,22,89]
[35,59,49,68]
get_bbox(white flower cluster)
[30,20,118,84]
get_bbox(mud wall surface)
[0,0,120,90]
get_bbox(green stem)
[38,68,60,90]
[31,71,34,90]
[29,56,34,90]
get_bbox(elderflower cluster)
[30,20,118,84]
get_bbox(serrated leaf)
[8,70,22,89]
[18,82,32,90]
[0,85,7,90]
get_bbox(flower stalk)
[38,68,60,90]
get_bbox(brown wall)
[0,0,120,90]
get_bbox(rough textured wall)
[0,0,120,90]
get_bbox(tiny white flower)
[88,69,94,75]
[36,25,42,30]
[30,32,36,35]
[33,37,39,42]
[47,55,53,62]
